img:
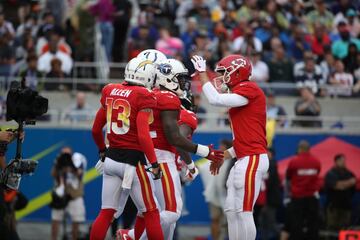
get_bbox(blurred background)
[0,0,359,239]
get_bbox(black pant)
[286,197,319,240]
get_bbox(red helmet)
[214,54,252,89]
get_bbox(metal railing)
[1,112,359,133]
[0,74,358,97]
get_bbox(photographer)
[50,147,86,240]
[0,129,25,240]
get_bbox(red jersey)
[286,152,321,198]
[229,81,267,158]
[100,83,156,151]
[178,109,198,135]
[150,89,181,152]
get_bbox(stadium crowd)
[0,0,359,97]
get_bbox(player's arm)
[92,107,107,152]
[176,124,198,177]
[191,55,249,107]
[161,110,223,162]
[136,108,161,178]
[202,82,249,107]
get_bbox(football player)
[191,55,269,240]
[122,58,223,240]
[90,57,164,240]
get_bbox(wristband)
[187,161,195,170]
[227,147,236,159]
[196,144,210,157]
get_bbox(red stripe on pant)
[243,155,260,211]
[136,163,157,212]
[160,163,177,212]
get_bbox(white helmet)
[137,49,167,64]
[124,57,156,89]
[154,59,189,96]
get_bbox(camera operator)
[0,129,25,240]
[50,147,86,240]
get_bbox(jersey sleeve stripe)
[160,163,177,212]
[136,163,156,211]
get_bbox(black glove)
[146,162,162,180]
[99,148,107,162]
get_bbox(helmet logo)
[143,52,158,62]
[135,60,153,72]
[158,63,172,75]
[231,58,246,68]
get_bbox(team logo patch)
[158,63,172,75]
[135,60,153,72]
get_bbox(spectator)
[285,140,321,240]
[233,26,262,56]
[332,21,360,59]
[353,53,360,94]
[196,6,213,34]
[346,9,360,38]
[328,60,354,97]
[306,0,334,33]
[18,54,43,91]
[15,14,38,39]
[266,92,287,127]
[320,52,336,82]
[343,42,359,73]
[15,32,35,62]
[204,139,233,240]
[295,54,325,95]
[235,0,257,23]
[175,0,209,34]
[45,58,70,91]
[87,0,115,61]
[260,0,289,31]
[181,17,199,57]
[128,25,155,60]
[50,147,86,240]
[64,92,95,122]
[288,25,311,62]
[250,50,269,83]
[38,32,73,75]
[40,31,72,56]
[155,28,184,58]
[308,22,331,59]
[0,34,15,79]
[325,154,356,233]
[112,0,132,62]
[0,12,15,39]
[267,44,293,83]
[255,148,281,240]
[294,87,322,127]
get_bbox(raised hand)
[191,55,207,72]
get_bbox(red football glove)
[206,144,224,162]
[196,144,224,162]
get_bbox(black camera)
[0,80,48,189]
[1,159,38,190]
[6,80,48,122]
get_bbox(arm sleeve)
[202,82,249,107]
[136,110,157,164]
[92,108,107,151]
